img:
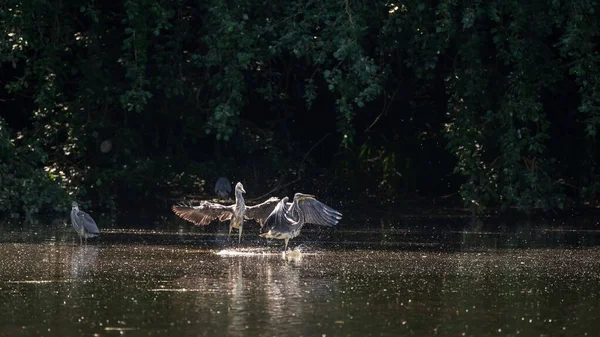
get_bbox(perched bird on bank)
[172,182,280,243]
[70,202,100,245]
[260,193,342,251]
[215,177,232,199]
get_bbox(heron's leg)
[284,238,289,251]
[79,235,82,246]
[238,224,243,243]
[228,223,233,240]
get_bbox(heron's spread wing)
[296,198,342,227]
[172,201,234,226]
[77,211,100,234]
[245,197,280,226]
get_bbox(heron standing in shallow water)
[70,202,100,245]
[172,182,280,243]
[260,193,342,251]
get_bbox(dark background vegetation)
[1,0,599,222]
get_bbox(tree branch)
[248,133,331,201]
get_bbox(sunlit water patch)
[5,280,73,284]
[215,247,281,256]
[215,249,278,256]
[215,245,313,259]
[148,288,205,292]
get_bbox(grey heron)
[215,177,232,199]
[172,182,280,243]
[259,193,342,251]
[70,202,100,245]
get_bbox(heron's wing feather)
[262,198,291,230]
[77,211,100,234]
[219,212,233,221]
[297,198,342,227]
[172,201,234,226]
[245,197,281,226]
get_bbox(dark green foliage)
[440,0,599,211]
[0,118,70,221]
[0,0,599,219]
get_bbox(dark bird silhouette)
[214,177,232,199]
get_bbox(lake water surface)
[1,215,599,336]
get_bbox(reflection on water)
[70,245,100,278]
[0,222,600,336]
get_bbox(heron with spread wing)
[260,193,342,251]
[70,202,100,245]
[172,182,280,243]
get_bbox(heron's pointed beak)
[301,194,315,200]
[241,188,246,194]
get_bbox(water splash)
[282,246,304,262]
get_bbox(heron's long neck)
[235,191,245,208]
[292,199,304,223]
[292,201,306,234]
